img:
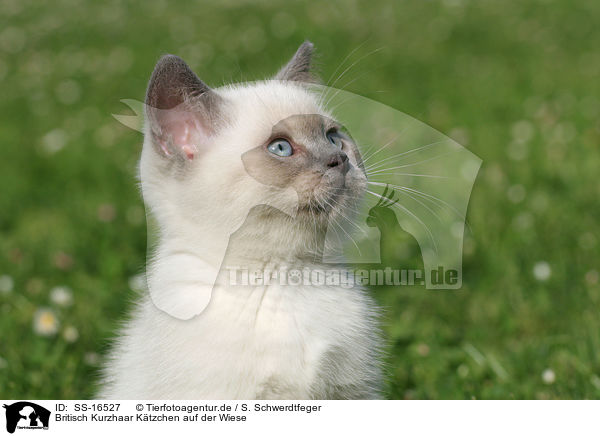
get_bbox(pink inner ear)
[172,120,196,160]
[155,108,207,160]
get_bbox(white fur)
[99,81,383,399]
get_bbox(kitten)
[99,42,383,399]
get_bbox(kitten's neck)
[158,207,330,268]
[146,208,335,319]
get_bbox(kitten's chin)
[301,187,364,221]
[294,163,367,219]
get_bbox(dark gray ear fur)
[145,55,221,160]
[274,41,319,83]
[146,54,211,110]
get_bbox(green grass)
[1,0,599,399]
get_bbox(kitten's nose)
[327,152,349,171]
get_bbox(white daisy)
[542,368,556,385]
[63,326,79,343]
[50,286,73,307]
[533,262,552,281]
[0,275,14,294]
[33,308,59,336]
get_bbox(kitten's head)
[140,42,366,255]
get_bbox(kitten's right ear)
[145,55,221,160]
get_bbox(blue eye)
[267,139,293,157]
[326,130,343,148]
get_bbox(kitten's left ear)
[145,54,221,160]
[274,41,319,83]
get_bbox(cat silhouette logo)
[2,402,50,434]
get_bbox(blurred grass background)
[1,0,599,399]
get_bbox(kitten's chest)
[190,283,360,397]
[210,282,348,356]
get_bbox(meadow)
[1,0,599,399]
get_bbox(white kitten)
[99,42,383,399]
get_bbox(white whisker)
[367,181,469,228]
[366,148,461,173]
[367,172,450,179]
[364,139,451,172]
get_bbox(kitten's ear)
[274,41,318,83]
[145,54,220,160]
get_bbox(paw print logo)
[287,269,302,285]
